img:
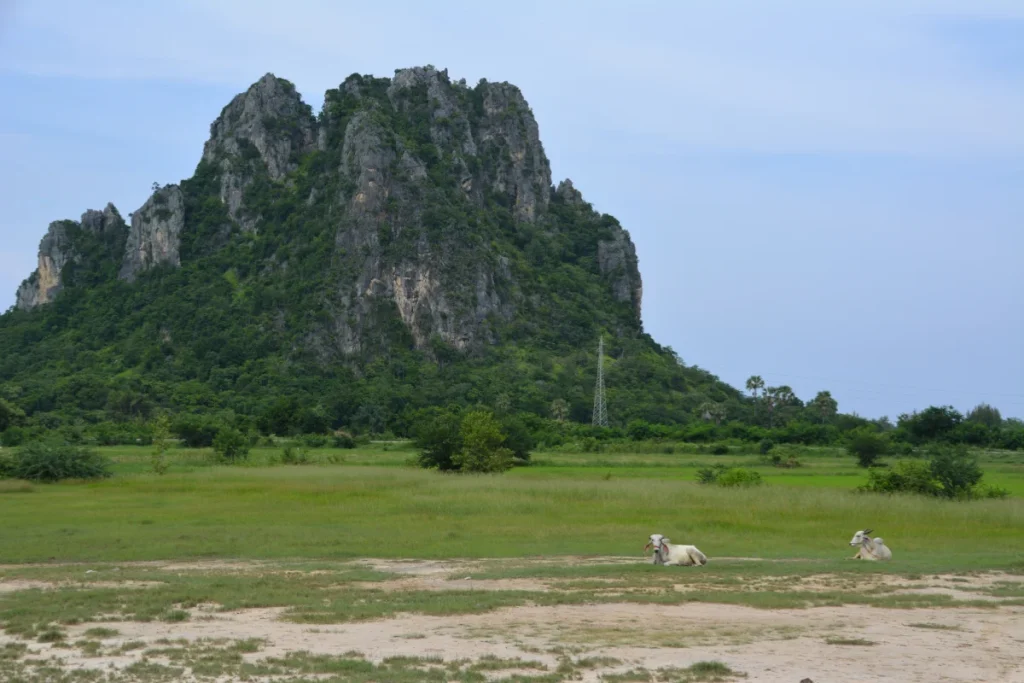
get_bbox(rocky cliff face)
[202,74,317,230]
[16,203,125,311]
[13,66,643,357]
[119,185,185,282]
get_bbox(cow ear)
[864,528,873,535]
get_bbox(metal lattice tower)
[592,336,609,427]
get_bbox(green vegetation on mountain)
[0,67,1021,454]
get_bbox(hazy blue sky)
[1,1,1022,420]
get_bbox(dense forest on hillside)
[1,67,1020,452]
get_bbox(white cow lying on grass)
[849,528,892,561]
[644,533,708,566]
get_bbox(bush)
[859,459,941,497]
[414,409,463,471]
[927,445,982,499]
[332,432,356,449]
[452,410,514,473]
[758,438,775,454]
[4,442,112,482]
[696,465,762,487]
[716,467,763,487]
[627,419,654,441]
[580,437,603,453]
[499,415,534,464]
[212,428,250,462]
[171,415,220,448]
[846,427,888,468]
[973,484,1010,499]
[300,434,328,448]
[414,408,519,474]
[280,445,311,465]
[696,464,727,484]
[859,447,999,500]
[710,444,730,455]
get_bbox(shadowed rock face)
[12,66,643,354]
[16,203,126,311]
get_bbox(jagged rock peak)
[556,179,585,206]
[80,203,124,234]
[202,73,317,229]
[473,79,552,223]
[119,185,185,282]
[203,73,316,179]
[15,204,126,311]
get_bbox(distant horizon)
[2,1,1022,421]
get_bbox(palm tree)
[764,386,787,428]
[746,375,765,423]
[810,390,838,424]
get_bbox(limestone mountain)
[1,67,738,432]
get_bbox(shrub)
[764,451,802,468]
[859,459,941,497]
[711,444,730,455]
[846,427,888,468]
[758,438,775,455]
[716,467,763,487]
[212,428,250,462]
[452,410,514,473]
[974,484,1010,499]
[927,445,982,499]
[301,434,328,448]
[332,432,356,449]
[500,415,534,464]
[696,464,727,484]
[5,442,112,482]
[859,447,998,500]
[580,437,603,453]
[627,419,654,441]
[414,409,463,471]
[696,465,762,487]
[280,445,311,465]
[171,415,220,448]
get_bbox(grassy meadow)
[1,443,1022,571]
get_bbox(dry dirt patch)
[2,560,1023,682]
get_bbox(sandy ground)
[2,559,1023,682]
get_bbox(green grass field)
[1,444,1022,682]
[2,444,1022,570]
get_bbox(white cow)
[644,533,707,566]
[849,529,892,561]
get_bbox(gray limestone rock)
[15,203,126,310]
[119,185,185,282]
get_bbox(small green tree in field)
[847,427,888,468]
[150,415,171,475]
[928,445,982,499]
[414,408,463,471]
[453,410,514,473]
[213,428,250,463]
